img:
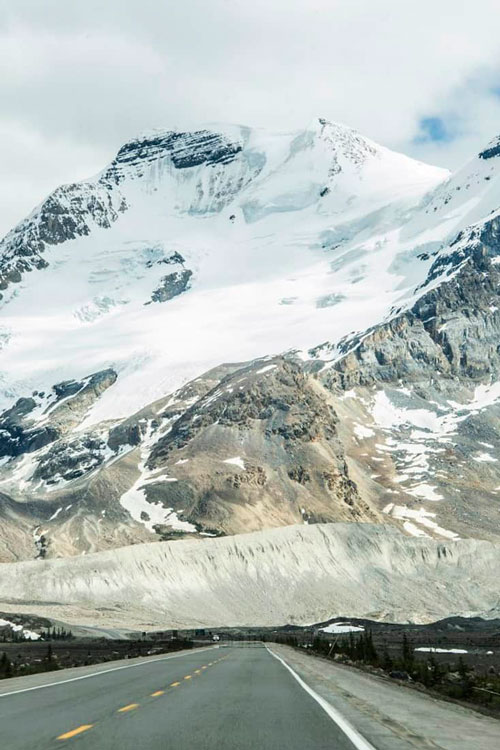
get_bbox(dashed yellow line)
[57,656,223,740]
[57,725,93,740]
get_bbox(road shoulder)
[271,645,500,750]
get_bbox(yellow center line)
[184,675,192,680]
[170,681,180,687]
[194,669,201,674]
[151,690,165,697]
[201,665,207,669]
[117,703,139,713]
[57,725,94,740]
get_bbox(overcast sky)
[1,0,500,235]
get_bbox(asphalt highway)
[0,645,370,750]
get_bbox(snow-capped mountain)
[2,118,500,566]
[0,119,446,421]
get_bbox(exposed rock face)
[143,359,373,537]
[0,368,117,460]
[48,369,117,428]
[0,183,127,299]
[479,136,500,160]
[0,398,59,457]
[149,269,193,303]
[34,435,107,483]
[313,216,500,390]
[110,130,244,174]
[0,357,378,560]
[304,216,500,543]
[0,362,246,560]
[311,214,500,396]
[0,128,254,299]
[149,360,339,463]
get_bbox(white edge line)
[0,646,216,699]
[266,647,376,750]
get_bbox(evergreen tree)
[458,656,469,679]
[348,632,355,659]
[426,655,442,687]
[382,648,393,671]
[401,634,414,671]
[457,656,473,698]
[365,630,378,665]
[0,651,13,678]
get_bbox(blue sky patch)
[414,116,455,144]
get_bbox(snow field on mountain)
[119,417,197,533]
[0,121,448,426]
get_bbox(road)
[0,645,370,750]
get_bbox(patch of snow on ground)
[403,520,429,538]
[408,484,444,502]
[341,390,357,400]
[467,381,500,411]
[223,456,246,470]
[255,364,277,375]
[473,453,498,463]
[0,618,41,640]
[367,388,498,528]
[353,423,375,439]
[372,391,459,435]
[320,622,365,634]
[0,451,40,491]
[415,647,468,654]
[119,419,196,533]
[383,503,459,540]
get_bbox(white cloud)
[0,120,109,231]
[1,0,500,234]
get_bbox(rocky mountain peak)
[478,134,500,161]
[105,127,246,183]
[315,116,379,166]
